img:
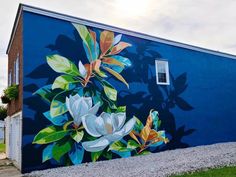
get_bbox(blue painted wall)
[22,11,236,172]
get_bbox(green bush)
[4,84,19,100]
[0,106,7,120]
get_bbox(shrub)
[0,106,7,120]
[1,95,10,104]
[4,84,19,100]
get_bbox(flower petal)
[66,96,73,118]
[106,117,136,142]
[82,114,102,137]
[89,102,100,115]
[82,137,109,152]
[78,60,87,78]
[122,117,136,135]
[100,112,114,134]
[83,96,92,109]
[112,112,126,132]
[94,116,108,135]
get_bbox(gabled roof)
[6,4,236,60]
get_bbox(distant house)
[5,4,236,173]
[0,120,5,143]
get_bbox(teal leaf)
[50,91,68,118]
[52,139,72,162]
[111,55,131,67]
[150,110,159,130]
[69,143,84,165]
[52,75,78,90]
[112,150,131,158]
[42,143,55,162]
[102,64,124,73]
[104,85,117,101]
[46,55,80,76]
[70,130,84,143]
[127,140,140,149]
[33,126,71,144]
[43,111,68,126]
[91,150,103,162]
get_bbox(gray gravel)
[26,142,236,177]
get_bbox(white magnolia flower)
[66,94,100,126]
[81,112,136,152]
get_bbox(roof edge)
[6,3,236,60]
[6,4,23,54]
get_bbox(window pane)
[158,73,167,83]
[155,60,169,85]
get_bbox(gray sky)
[1,0,236,100]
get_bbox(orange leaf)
[129,130,141,145]
[100,31,114,55]
[147,129,159,142]
[92,60,107,77]
[84,64,92,84]
[146,114,153,128]
[92,60,101,72]
[140,125,151,143]
[110,42,131,55]
[102,57,124,67]
[103,66,129,88]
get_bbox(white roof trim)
[6,4,236,60]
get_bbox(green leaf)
[50,91,68,118]
[33,126,71,144]
[33,85,61,103]
[52,139,72,162]
[139,150,151,155]
[91,150,103,162]
[103,66,129,88]
[72,24,97,61]
[70,130,84,143]
[127,140,140,149]
[108,141,129,152]
[133,116,144,132]
[103,85,117,101]
[116,106,126,113]
[47,55,80,76]
[52,75,78,90]
[102,151,112,160]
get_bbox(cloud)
[0,0,236,92]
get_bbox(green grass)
[170,166,236,177]
[0,143,5,152]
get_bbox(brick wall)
[7,14,23,116]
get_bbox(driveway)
[0,153,21,177]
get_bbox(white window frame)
[8,70,12,86]
[155,60,170,85]
[15,54,20,85]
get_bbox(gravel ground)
[26,142,236,177]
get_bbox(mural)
[32,24,169,165]
[21,11,236,172]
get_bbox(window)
[8,70,12,86]
[155,60,170,85]
[15,54,20,85]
